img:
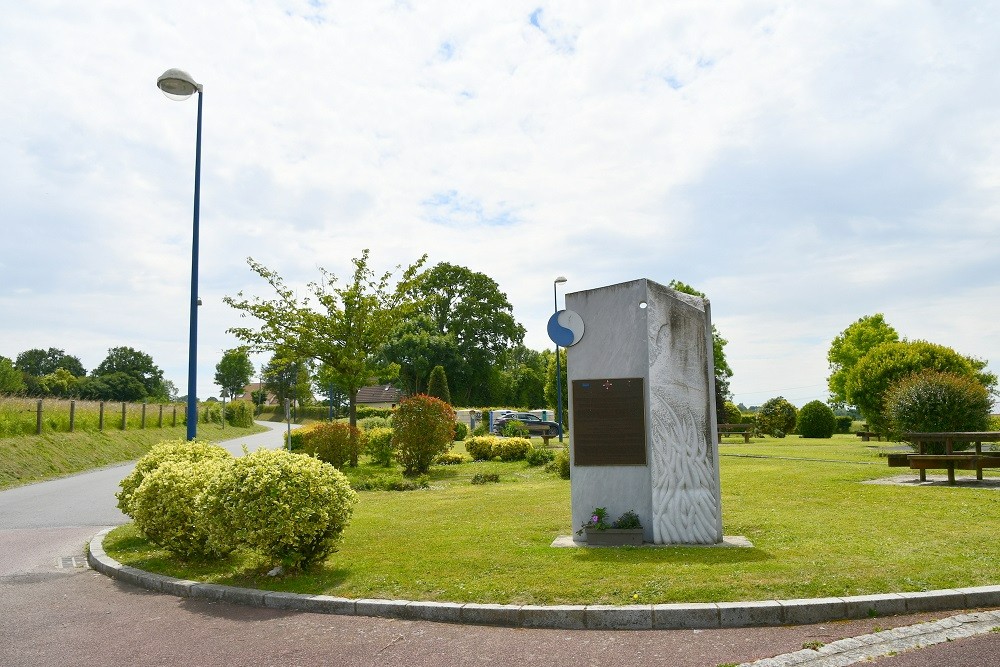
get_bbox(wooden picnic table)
[898,432,1000,485]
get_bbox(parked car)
[493,412,562,437]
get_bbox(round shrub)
[796,400,836,438]
[435,451,466,465]
[393,394,456,475]
[886,370,991,452]
[465,435,501,461]
[365,426,395,467]
[544,447,571,479]
[526,445,556,467]
[131,459,231,559]
[834,415,853,434]
[300,421,365,469]
[453,421,468,442]
[202,448,357,570]
[722,401,742,425]
[117,438,232,516]
[756,397,798,437]
[495,437,531,461]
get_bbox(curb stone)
[87,528,1000,631]
[737,609,1000,666]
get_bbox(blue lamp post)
[553,276,567,442]
[157,68,203,440]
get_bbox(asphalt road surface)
[1,422,997,667]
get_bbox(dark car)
[493,412,562,437]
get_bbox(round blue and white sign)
[547,309,585,347]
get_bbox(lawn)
[103,433,1000,605]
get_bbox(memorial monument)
[565,278,723,545]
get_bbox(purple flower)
[591,515,599,523]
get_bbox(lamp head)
[554,276,568,285]
[157,68,201,101]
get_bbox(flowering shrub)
[393,394,455,475]
[116,438,232,516]
[576,507,643,534]
[364,426,395,467]
[202,448,357,570]
[130,459,232,559]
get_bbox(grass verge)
[0,422,267,490]
[103,434,1000,606]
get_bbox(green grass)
[0,422,266,490]
[103,434,1000,605]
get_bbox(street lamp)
[554,276,568,442]
[157,68,203,441]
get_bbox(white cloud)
[2,1,999,406]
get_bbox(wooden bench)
[718,424,752,443]
[896,432,1000,485]
[856,431,882,442]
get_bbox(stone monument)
[566,278,723,544]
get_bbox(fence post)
[99,402,105,430]
[172,405,177,427]
[121,402,127,430]
[141,402,146,429]
[36,399,43,435]
[158,404,163,428]
[69,400,76,432]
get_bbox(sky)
[2,1,999,407]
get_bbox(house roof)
[355,384,402,404]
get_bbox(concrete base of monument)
[550,535,753,548]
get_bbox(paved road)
[1,422,998,667]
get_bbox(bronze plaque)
[572,378,646,465]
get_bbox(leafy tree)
[262,355,314,416]
[93,346,166,399]
[544,348,568,424]
[226,250,425,430]
[427,365,452,404]
[214,347,255,399]
[757,396,798,437]
[380,314,461,396]
[15,347,86,378]
[796,400,836,438]
[0,356,26,394]
[827,314,899,408]
[845,340,996,434]
[413,262,525,405]
[79,371,148,402]
[37,368,79,397]
[667,280,733,399]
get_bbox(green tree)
[414,262,525,405]
[393,394,455,475]
[846,340,996,433]
[544,348,568,424]
[79,371,148,402]
[380,314,461,396]
[427,365,452,404]
[225,250,425,432]
[0,356,26,394]
[667,280,733,399]
[37,368,80,397]
[827,314,899,408]
[214,347,255,400]
[93,347,166,400]
[15,347,86,378]
[757,396,798,437]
